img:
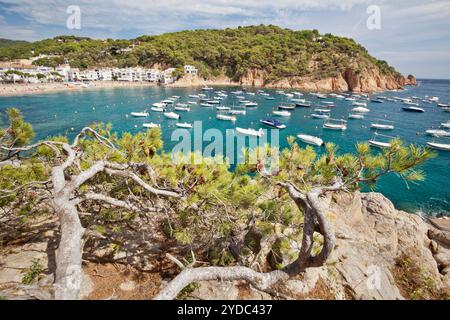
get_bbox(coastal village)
[0,58,199,85]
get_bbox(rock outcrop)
[1,192,448,300]
[189,192,449,300]
[170,68,412,93]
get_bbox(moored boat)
[216,114,236,121]
[402,106,425,113]
[176,122,193,129]
[142,123,160,128]
[131,112,149,117]
[297,134,324,146]
[323,119,347,130]
[260,119,286,129]
[236,127,264,137]
[272,110,291,117]
[164,112,180,119]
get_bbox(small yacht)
[216,106,231,111]
[202,86,214,91]
[131,112,149,117]
[278,104,295,110]
[426,127,450,137]
[272,110,291,117]
[151,107,164,112]
[244,102,258,107]
[188,94,200,98]
[216,114,237,121]
[370,99,384,103]
[260,119,286,129]
[228,109,246,115]
[402,106,425,113]
[265,96,275,100]
[348,113,365,119]
[162,99,174,104]
[236,127,264,137]
[153,102,166,108]
[323,118,347,131]
[370,120,395,131]
[351,107,370,113]
[200,103,213,107]
[437,103,450,108]
[142,123,160,128]
[427,142,450,151]
[207,100,221,105]
[175,105,190,111]
[164,112,180,120]
[352,101,368,107]
[311,113,330,119]
[368,133,394,148]
[297,134,324,146]
[188,101,197,105]
[295,102,312,107]
[176,122,193,129]
[441,121,450,129]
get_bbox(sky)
[0,0,449,79]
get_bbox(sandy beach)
[0,81,158,97]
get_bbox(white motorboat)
[142,123,160,128]
[278,105,295,110]
[188,94,199,98]
[441,122,450,129]
[188,101,197,105]
[175,105,190,111]
[369,140,391,148]
[314,108,331,113]
[216,106,231,111]
[131,112,149,117]
[161,99,174,104]
[265,97,275,100]
[202,86,213,91]
[429,96,439,102]
[153,102,166,108]
[151,107,164,112]
[272,110,291,117]
[244,102,258,107]
[311,113,330,119]
[297,134,324,146]
[176,122,193,129]
[217,114,237,121]
[260,119,286,129]
[207,100,221,105]
[438,103,450,108]
[345,97,356,101]
[164,112,180,120]
[426,129,450,137]
[228,109,246,115]
[200,103,213,107]
[427,141,450,151]
[368,133,394,148]
[323,119,347,130]
[236,127,264,137]
[348,114,364,119]
[352,101,368,107]
[402,106,425,113]
[370,120,395,131]
[351,107,370,113]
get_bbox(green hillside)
[0,25,400,83]
[0,38,29,49]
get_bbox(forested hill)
[0,38,29,49]
[0,25,403,88]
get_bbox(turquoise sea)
[0,79,449,216]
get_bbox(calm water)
[0,79,449,216]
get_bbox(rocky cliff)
[171,69,413,93]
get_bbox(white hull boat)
[176,122,193,129]
[142,123,160,128]
[352,102,368,107]
[427,142,450,151]
[426,129,450,137]
[297,134,324,146]
[236,127,264,137]
[441,122,450,129]
[311,113,329,119]
[153,103,166,108]
[371,123,395,130]
[272,110,291,117]
[131,112,149,117]
[348,114,364,119]
[164,112,180,120]
[151,107,164,112]
[216,106,231,111]
[351,107,370,113]
[323,123,347,130]
[228,110,246,115]
[369,140,391,148]
[217,114,236,121]
[175,106,190,111]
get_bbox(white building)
[184,65,198,75]
[160,68,177,84]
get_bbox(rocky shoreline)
[169,71,417,93]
